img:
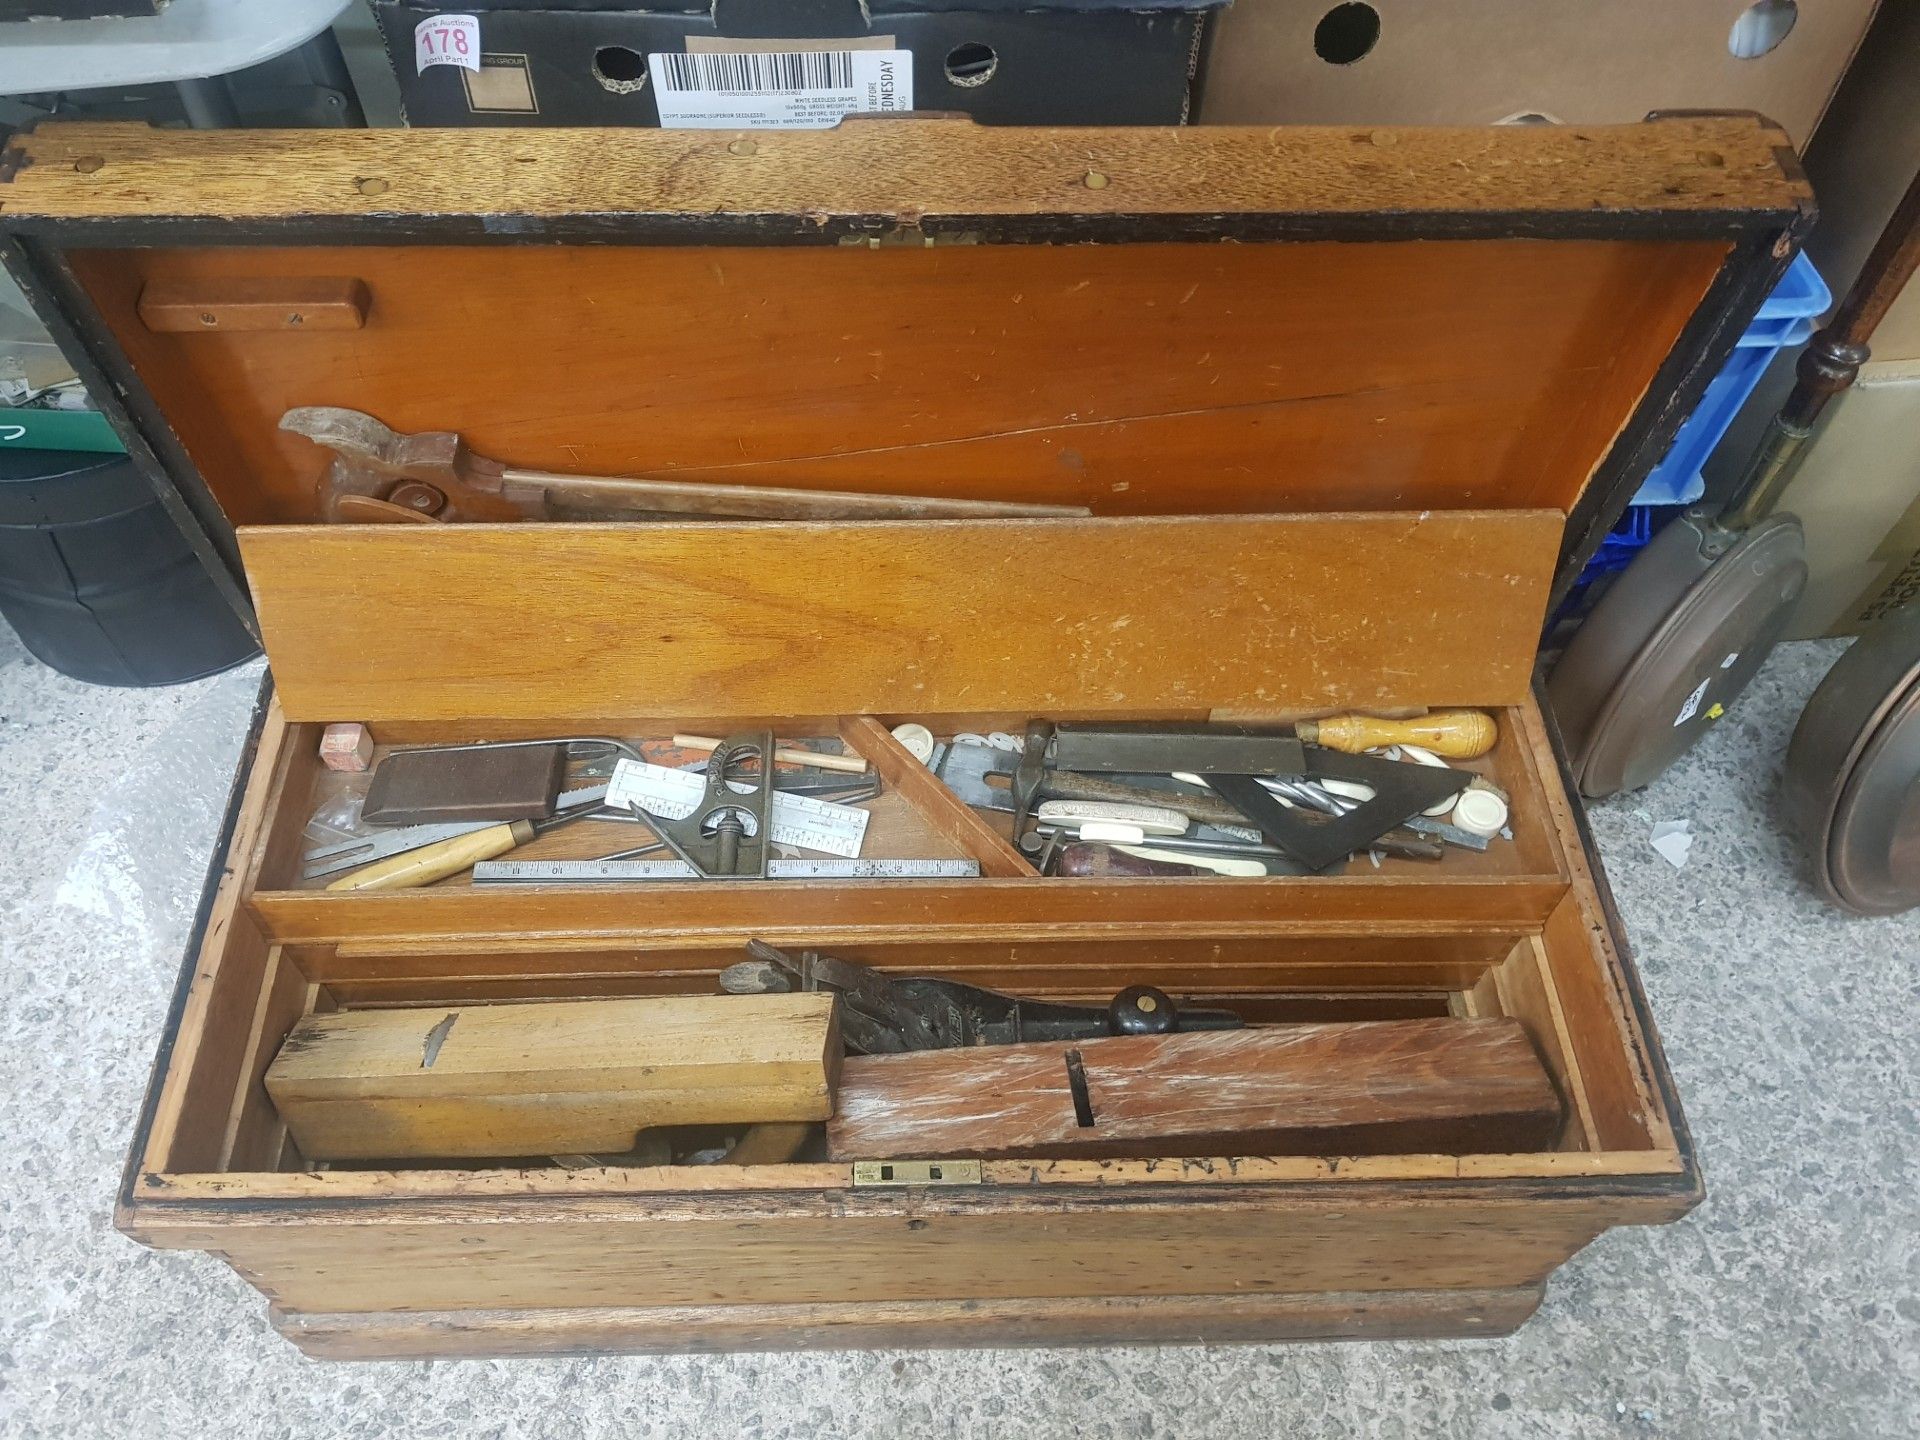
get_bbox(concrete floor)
[1,625,1914,1438]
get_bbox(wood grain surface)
[0,118,1805,224]
[266,994,839,1161]
[126,1193,1633,1314]
[267,1286,1548,1357]
[826,1019,1560,1161]
[69,239,1721,524]
[238,512,1560,722]
[246,877,1574,950]
[132,1148,1685,1206]
[836,716,1035,879]
[133,699,289,1179]
[135,275,367,332]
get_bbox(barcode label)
[647,49,911,130]
[655,50,854,93]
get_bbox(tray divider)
[837,716,1038,878]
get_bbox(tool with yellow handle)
[325,820,540,891]
[1295,710,1499,760]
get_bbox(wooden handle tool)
[326,820,534,891]
[1044,844,1267,879]
[1296,710,1498,759]
[673,734,869,775]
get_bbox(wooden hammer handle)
[673,734,869,774]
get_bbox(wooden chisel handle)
[1295,711,1498,759]
[326,820,533,891]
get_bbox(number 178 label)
[415,14,480,73]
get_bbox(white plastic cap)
[890,722,936,763]
[1451,786,1510,838]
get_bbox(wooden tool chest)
[0,117,1810,1357]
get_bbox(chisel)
[325,804,605,891]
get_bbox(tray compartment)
[241,695,1575,947]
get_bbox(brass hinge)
[839,225,982,249]
[850,1159,984,1187]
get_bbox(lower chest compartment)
[118,686,1696,1354]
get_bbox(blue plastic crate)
[1632,251,1830,506]
[1587,504,1657,576]
[1555,502,1686,627]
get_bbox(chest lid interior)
[0,117,1809,722]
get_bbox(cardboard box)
[1692,2,1920,638]
[374,0,1220,127]
[1789,0,1920,362]
[1198,0,1877,149]
[1778,361,1920,638]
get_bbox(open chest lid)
[0,117,1809,723]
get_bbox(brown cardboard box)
[1786,0,1920,362]
[1199,0,1877,150]
[1689,2,1920,637]
[1778,360,1920,637]
[1702,0,1919,515]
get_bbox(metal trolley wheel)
[1549,511,1806,798]
[1783,604,1920,916]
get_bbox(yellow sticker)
[1705,703,1725,721]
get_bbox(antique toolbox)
[0,117,1809,1357]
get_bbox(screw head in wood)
[727,139,757,157]
[1083,170,1109,190]
[388,481,446,514]
[356,177,390,196]
[73,155,104,174]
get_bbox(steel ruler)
[471,857,981,885]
